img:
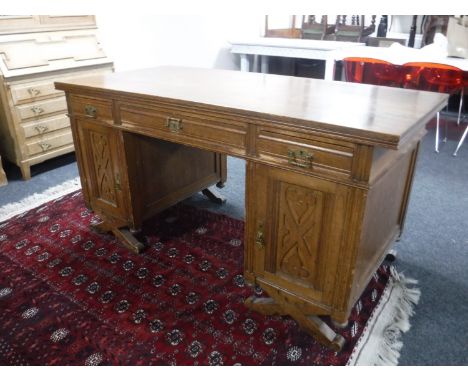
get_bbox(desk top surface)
[55,66,447,148]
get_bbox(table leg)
[324,57,335,81]
[0,156,7,187]
[240,54,250,72]
[260,55,269,74]
[253,55,259,73]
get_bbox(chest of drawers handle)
[31,106,44,115]
[287,149,313,168]
[38,142,52,152]
[165,117,183,133]
[27,88,41,96]
[35,125,49,134]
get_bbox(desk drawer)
[21,114,70,138]
[70,95,113,122]
[26,129,73,156]
[119,102,247,154]
[15,96,67,121]
[257,129,354,177]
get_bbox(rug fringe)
[348,265,421,366]
[0,177,81,223]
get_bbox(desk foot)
[202,187,226,204]
[90,220,113,233]
[114,228,145,254]
[245,295,345,351]
[385,249,397,262]
[91,221,145,254]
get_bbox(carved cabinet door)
[246,162,350,308]
[74,120,129,221]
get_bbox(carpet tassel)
[0,177,81,223]
[348,265,421,366]
[372,267,421,366]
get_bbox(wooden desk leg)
[202,187,226,204]
[91,220,145,254]
[0,166,7,187]
[245,296,346,352]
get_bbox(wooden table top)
[55,66,448,148]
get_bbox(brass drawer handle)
[165,117,183,133]
[255,222,265,249]
[31,106,44,114]
[287,149,313,168]
[28,88,41,96]
[85,105,97,118]
[35,125,49,134]
[38,142,52,152]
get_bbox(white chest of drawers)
[0,15,114,179]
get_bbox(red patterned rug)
[0,187,419,365]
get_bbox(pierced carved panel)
[276,182,324,288]
[90,131,116,205]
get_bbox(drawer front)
[10,67,114,105]
[257,129,355,177]
[119,102,247,155]
[11,80,62,105]
[26,129,73,157]
[21,114,70,138]
[70,95,113,123]
[16,96,67,121]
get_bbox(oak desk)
[55,67,447,350]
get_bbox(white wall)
[95,15,263,72]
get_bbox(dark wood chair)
[301,15,335,40]
[264,15,301,38]
[334,15,376,42]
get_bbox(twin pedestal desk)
[55,67,446,350]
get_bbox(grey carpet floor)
[0,125,467,365]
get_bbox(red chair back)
[402,62,463,94]
[343,57,403,87]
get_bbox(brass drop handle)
[38,142,51,151]
[35,125,48,134]
[165,117,183,133]
[287,149,313,168]
[255,222,266,249]
[85,105,97,118]
[31,106,44,114]
[28,88,41,96]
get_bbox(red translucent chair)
[402,62,464,153]
[453,74,468,156]
[343,57,404,87]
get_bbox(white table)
[229,37,365,80]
